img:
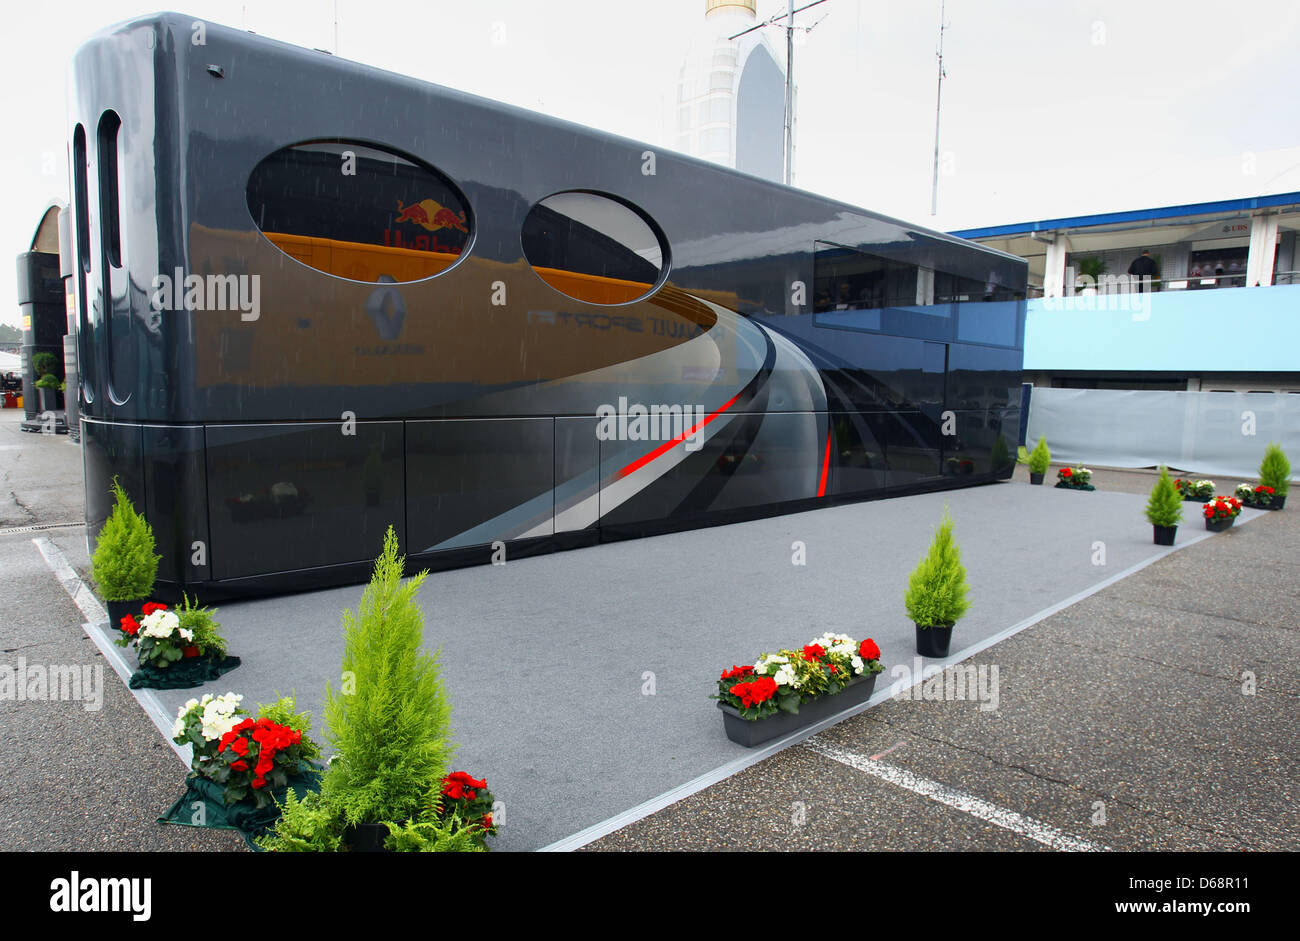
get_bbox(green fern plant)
[322,525,454,827]
[176,594,228,655]
[255,788,343,852]
[384,813,486,852]
[1259,442,1291,497]
[904,507,971,629]
[1145,466,1183,528]
[90,478,160,601]
[1027,437,1051,475]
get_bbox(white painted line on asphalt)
[31,535,191,766]
[804,739,1110,852]
[542,529,1215,852]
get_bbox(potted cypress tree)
[90,478,161,628]
[259,527,496,852]
[1258,443,1291,510]
[904,507,971,658]
[1145,465,1182,546]
[32,352,62,413]
[1026,437,1050,485]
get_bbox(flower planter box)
[1205,516,1235,532]
[1152,525,1177,546]
[1250,495,1285,510]
[1055,482,1096,491]
[717,674,878,748]
[1181,494,1211,503]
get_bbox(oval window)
[246,140,471,283]
[521,192,667,304]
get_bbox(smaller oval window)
[521,192,667,305]
[246,140,471,283]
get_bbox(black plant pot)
[717,673,879,748]
[105,598,146,630]
[1275,494,1287,510]
[915,623,954,658]
[342,822,391,852]
[1152,524,1177,546]
[1029,472,1044,485]
[1205,516,1235,532]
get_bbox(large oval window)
[521,191,667,304]
[246,140,471,283]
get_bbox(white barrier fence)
[1025,387,1300,480]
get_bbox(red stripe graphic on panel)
[817,426,831,498]
[617,392,743,479]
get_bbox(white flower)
[851,655,865,675]
[171,717,185,739]
[178,627,194,642]
[773,664,798,688]
[140,610,180,639]
[755,654,789,675]
[199,693,244,740]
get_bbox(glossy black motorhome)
[70,13,1026,599]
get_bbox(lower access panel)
[205,421,404,580]
[406,418,555,553]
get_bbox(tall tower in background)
[676,1,790,184]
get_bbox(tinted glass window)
[814,243,918,312]
[521,192,666,305]
[246,140,471,283]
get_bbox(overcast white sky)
[3,0,1298,327]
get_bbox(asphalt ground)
[2,406,1295,856]
[585,465,1300,852]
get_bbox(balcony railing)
[1028,271,1298,298]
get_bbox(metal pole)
[930,0,946,215]
[784,0,795,185]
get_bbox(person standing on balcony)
[1128,250,1159,291]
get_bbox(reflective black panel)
[406,418,554,552]
[205,422,404,579]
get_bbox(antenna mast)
[930,0,947,216]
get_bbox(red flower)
[141,602,168,616]
[251,778,267,789]
[230,760,249,771]
[859,638,881,661]
[802,643,826,661]
[442,771,488,801]
[218,718,256,753]
[720,664,754,681]
[481,814,493,830]
[230,736,250,757]
[119,615,139,636]
[1061,468,1073,476]
[730,676,778,708]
